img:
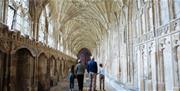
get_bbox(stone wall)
[93,0,180,91]
[0,23,76,91]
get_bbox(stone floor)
[50,76,129,91]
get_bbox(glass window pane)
[24,18,30,35]
[142,13,146,34]
[48,21,55,47]
[15,13,22,31]
[7,7,14,30]
[136,19,139,35]
[9,0,13,6]
[149,7,153,30]
[160,0,169,25]
[175,0,180,18]
[39,11,46,43]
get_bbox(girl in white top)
[99,64,105,90]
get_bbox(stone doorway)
[15,48,34,91]
[77,48,92,65]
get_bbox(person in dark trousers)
[38,80,45,91]
[99,64,105,91]
[68,65,75,91]
[75,59,85,91]
[87,56,98,91]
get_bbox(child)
[69,65,75,91]
[99,64,105,90]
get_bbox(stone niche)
[37,53,49,90]
[10,48,35,91]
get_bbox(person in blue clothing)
[68,65,75,91]
[87,56,98,91]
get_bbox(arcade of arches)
[0,0,180,91]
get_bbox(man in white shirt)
[99,64,105,90]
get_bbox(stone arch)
[48,55,58,86]
[12,48,35,91]
[11,46,36,57]
[37,52,49,91]
[77,48,92,65]
[37,51,48,58]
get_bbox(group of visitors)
[68,54,105,91]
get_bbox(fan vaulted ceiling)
[36,0,127,54]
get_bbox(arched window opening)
[7,0,31,37]
[48,21,55,47]
[39,10,46,43]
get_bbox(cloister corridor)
[0,0,180,91]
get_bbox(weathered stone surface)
[1,0,180,91]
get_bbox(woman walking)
[75,59,85,91]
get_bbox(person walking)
[68,65,75,91]
[75,59,85,91]
[87,56,98,91]
[99,64,105,91]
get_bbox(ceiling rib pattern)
[47,0,124,54]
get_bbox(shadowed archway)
[77,48,92,65]
[15,48,35,91]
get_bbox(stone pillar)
[0,0,4,22]
[4,53,10,91]
[9,53,16,91]
[138,45,145,91]
[161,37,174,91]
[147,80,152,91]
[157,82,165,91]
[33,56,38,91]
[149,41,157,91]
[172,33,180,91]
[140,79,145,91]
[157,47,165,91]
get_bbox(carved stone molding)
[0,22,76,62]
[159,37,171,50]
[0,39,8,52]
[172,32,180,47]
[147,41,155,53]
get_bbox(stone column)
[146,42,153,91]
[9,53,16,91]
[4,52,10,91]
[148,41,157,91]
[139,45,145,91]
[173,46,180,91]
[33,56,38,91]
[157,49,165,91]
[0,0,4,22]
[172,33,180,91]
[161,37,174,91]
